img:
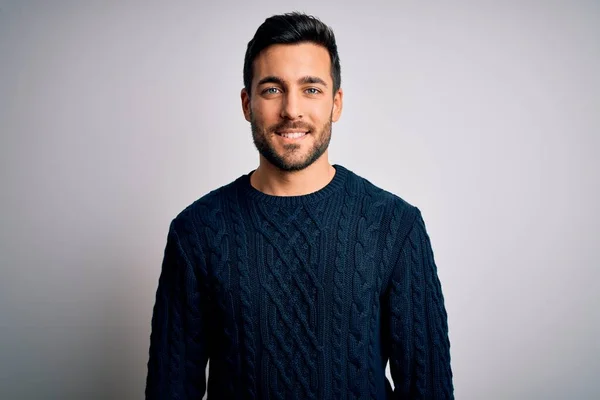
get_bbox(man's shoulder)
[170,174,243,231]
[344,167,422,256]
[344,166,418,218]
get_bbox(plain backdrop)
[1,1,599,399]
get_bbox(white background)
[1,1,599,399]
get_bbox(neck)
[250,156,336,197]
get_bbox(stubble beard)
[250,112,332,172]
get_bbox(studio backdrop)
[1,1,598,399]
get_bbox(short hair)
[243,12,341,96]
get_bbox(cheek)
[308,102,333,122]
[252,100,279,121]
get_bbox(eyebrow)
[257,75,329,88]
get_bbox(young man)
[146,12,453,399]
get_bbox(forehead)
[253,42,332,85]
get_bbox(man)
[146,12,453,399]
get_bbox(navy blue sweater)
[146,164,453,399]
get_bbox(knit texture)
[146,164,453,399]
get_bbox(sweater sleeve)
[385,208,453,399]
[145,220,209,399]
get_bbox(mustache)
[269,121,314,132]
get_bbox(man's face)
[241,42,343,172]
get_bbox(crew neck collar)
[239,164,348,206]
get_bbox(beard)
[250,112,332,172]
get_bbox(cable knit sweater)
[146,164,453,399]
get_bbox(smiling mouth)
[276,131,309,139]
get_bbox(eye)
[262,87,281,95]
[305,87,321,95]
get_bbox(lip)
[275,131,310,141]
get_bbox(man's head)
[241,12,343,172]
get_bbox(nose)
[280,92,302,120]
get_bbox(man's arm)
[385,208,453,399]
[146,220,209,399]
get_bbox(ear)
[331,88,343,122]
[241,88,251,122]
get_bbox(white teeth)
[280,132,306,139]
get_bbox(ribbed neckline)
[238,164,349,206]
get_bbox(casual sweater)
[146,164,453,399]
